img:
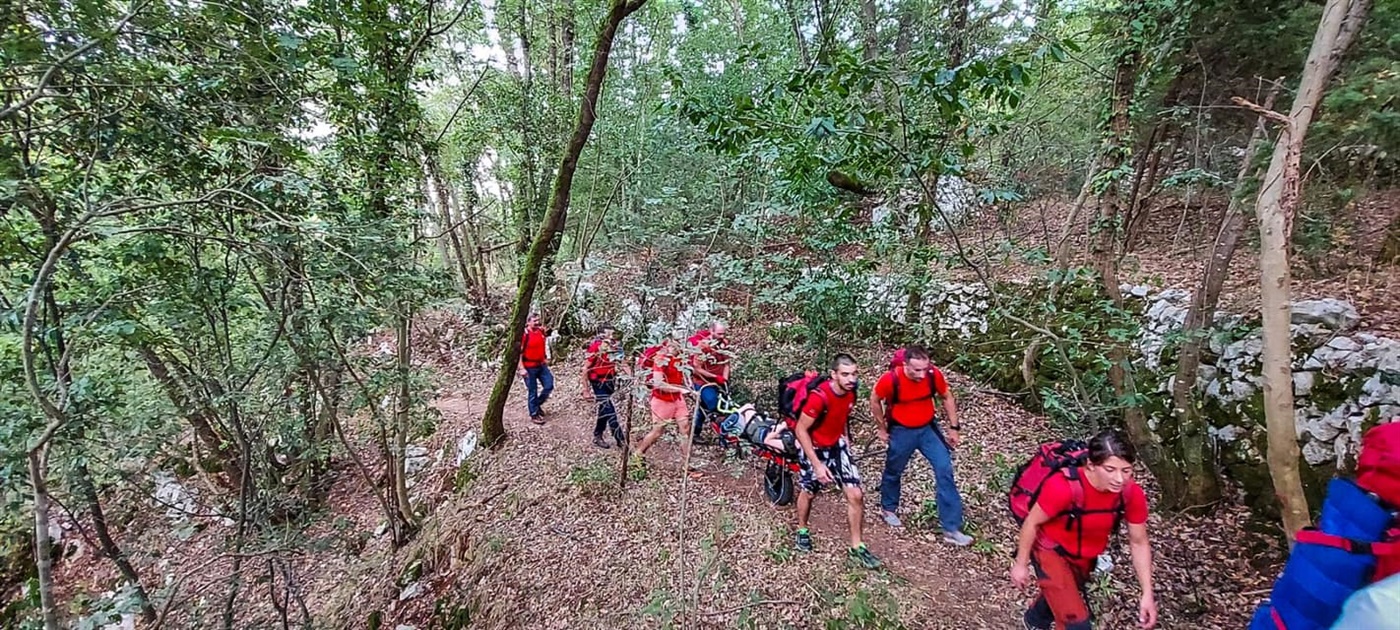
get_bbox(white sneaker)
[1095,553,1114,573]
[881,512,904,528]
[942,530,974,547]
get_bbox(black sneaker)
[795,529,813,552]
[848,544,882,569]
[592,436,611,449]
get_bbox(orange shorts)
[649,396,690,421]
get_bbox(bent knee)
[845,487,864,503]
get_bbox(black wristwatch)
[948,424,962,431]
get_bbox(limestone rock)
[1291,299,1361,331]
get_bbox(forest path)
[425,360,1058,629]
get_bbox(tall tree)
[481,0,650,446]
[1250,0,1371,539]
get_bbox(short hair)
[903,345,930,362]
[829,353,856,372]
[598,324,616,334]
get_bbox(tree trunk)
[74,462,157,622]
[392,315,417,528]
[425,150,477,297]
[1167,80,1281,510]
[1093,4,1188,500]
[28,450,59,630]
[1254,0,1371,539]
[481,0,650,446]
[560,0,576,97]
[782,0,810,67]
[859,0,878,61]
[137,344,242,488]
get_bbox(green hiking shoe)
[848,544,882,569]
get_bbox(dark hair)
[598,324,615,334]
[1088,429,1138,465]
[829,353,857,372]
[903,345,930,362]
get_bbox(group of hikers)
[517,314,1158,629]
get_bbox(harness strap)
[1295,528,1400,556]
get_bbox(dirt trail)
[404,363,1075,629]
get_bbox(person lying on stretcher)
[718,403,798,457]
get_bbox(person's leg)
[599,379,622,444]
[1024,596,1054,630]
[833,446,866,546]
[524,367,542,418]
[674,399,693,463]
[1033,548,1094,630]
[918,425,966,533]
[537,365,555,409]
[636,398,669,455]
[591,380,608,438]
[879,425,918,515]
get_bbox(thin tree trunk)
[482,0,650,446]
[1052,152,1100,273]
[859,0,878,60]
[1093,4,1188,501]
[782,0,811,67]
[1253,0,1371,539]
[74,462,157,622]
[28,450,58,630]
[1167,80,1281,510]
[561,0,576,97]
[425,151,476,296]
[393,314,417,527]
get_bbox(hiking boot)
[881,511,904,529]
[848,544,882,570]
[592,436,611,449]
[794,529,813,552]
[942,530,974,547]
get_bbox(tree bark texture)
[481,0,650,446]
[1254,0,1370,539]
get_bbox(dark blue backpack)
[1248,478,1400,630]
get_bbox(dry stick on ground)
[703,599,801,617]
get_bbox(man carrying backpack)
[793,354,881,570]
[582,325,624,449]
[868,346,973,546]
[1010,429,1157,630]
[517,313,553,425]
[688,320,732,442]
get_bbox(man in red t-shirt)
[688,321,732,441]
[868,345,972,546]
[582,325,623,449]
[1011,430,1158,630]
[793,353,881,570]
[516,314,554,425]
[636,336,698,467]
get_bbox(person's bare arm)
[868,389,889,442]
[1010,504,1052,587]
[794,412,831,483]
[1128,522,1158,628]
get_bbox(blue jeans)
[879,423,964,532]
[691,383,724,436]
[524,365,554,417]
[590,378,621,441]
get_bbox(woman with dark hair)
[1010,429,1159,629]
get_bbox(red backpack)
[1008,440,1125,557]
[777,371,825,424]
[636,345,662,371]
[1357,420,1400,581]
